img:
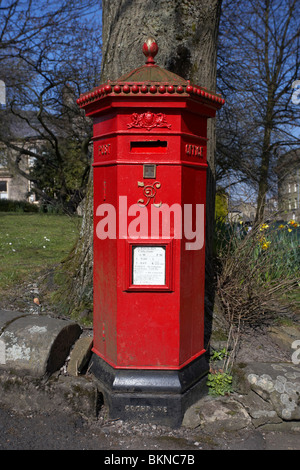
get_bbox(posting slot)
[130,140,168,154]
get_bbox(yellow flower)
[288,219,296,225]
[288,228,292,232]
[259,223,269,231]
[278,224,285,229]
[259,236,271,250]
[262,241,271,250]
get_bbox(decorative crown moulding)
[77,37,225,109]
[77,37,225,107]
[77,83,225,108]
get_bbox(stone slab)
[0,310,31,333]
[0,314,82,377]
[245,363,300,420]
[68,336,93,376]
[235,390,282,428]
[269,325,300,352]
[182,395,251,431]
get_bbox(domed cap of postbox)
[115,37,187,86]
[77,37,225,108]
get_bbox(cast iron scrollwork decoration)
[137,181,162,207]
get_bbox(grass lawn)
[0,212,80,290]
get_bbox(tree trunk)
[59,0,222,322]
[255,122,272,224]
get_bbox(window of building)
[28,156,36,167]
[28,147,37,168]
[0,150,7,168]
[0,180,8,199]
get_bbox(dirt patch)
[234,327,293,364]
[0,270,68,318]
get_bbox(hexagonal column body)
[91,99,211,369]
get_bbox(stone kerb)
[0,310,82,378]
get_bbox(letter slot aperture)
[130,140,168,154]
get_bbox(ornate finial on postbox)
[143,37,158,65]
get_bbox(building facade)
[0,144,37,202]
[277,149,300,221]
[0,108,52,204]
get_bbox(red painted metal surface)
[78,39,224,370]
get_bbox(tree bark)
[60,0,222,321]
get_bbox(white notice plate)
[132,246,166,285]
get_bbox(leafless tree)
[217,0,300,222]
[0,0,102,211]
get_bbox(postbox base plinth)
[89,353,209,428]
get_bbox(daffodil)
[288,228,292,232]
[259,223,269,231]
[278,224,285,229]
[262,241,271,250]
[259,236,271,250]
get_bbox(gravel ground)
[1,403,300,451]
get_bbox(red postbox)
[78,38,224,426]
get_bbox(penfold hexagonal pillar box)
[78,38,224,427]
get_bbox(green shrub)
[0,199,39,213]
[207,371,233,396]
